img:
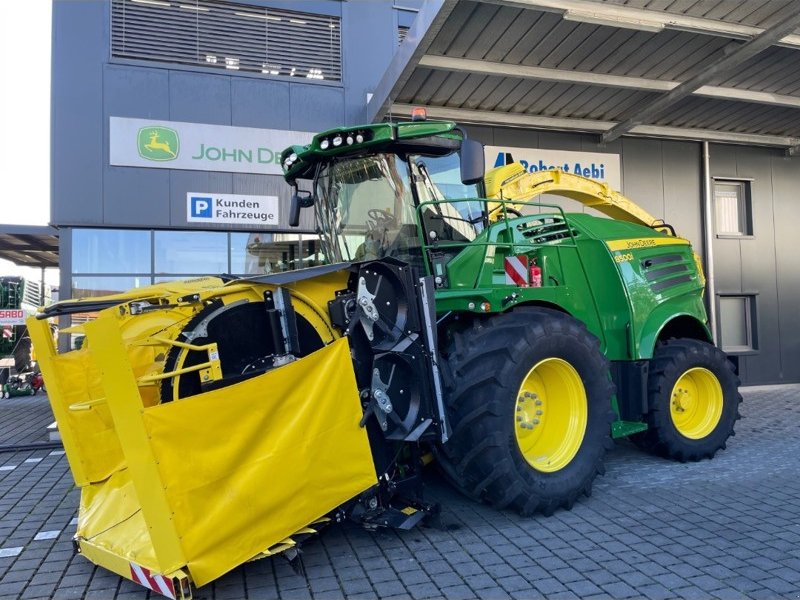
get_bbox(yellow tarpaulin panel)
[141,337,377,587]
[24,321,126,486]
[77,469,159,569]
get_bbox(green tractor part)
[0,276,51,384]
[32,116,741,598]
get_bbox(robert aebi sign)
[485,145,622,189]
[0,310,25,326]
[187,193,279,226]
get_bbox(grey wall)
[51,1,798,384]
[463,125,704,252]
[466,125,800,385]
[710,144,800,385]
[52,0,414,232]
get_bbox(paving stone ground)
[0,385,799,600]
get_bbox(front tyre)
[438,308,615,516]
[633,339,741,462]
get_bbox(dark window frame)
[716,292,759,355]
[712,178,754,238]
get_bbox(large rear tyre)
[437,308,614,516]
[632,339,741,462]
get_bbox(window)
[111,0,342,81]
[154,230,228,274]
[718,294,757,353]
[72,229,151,274]
[714,180,752,236]
[230,232,307,275]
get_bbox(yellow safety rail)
[484,163,670,230]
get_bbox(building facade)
[52,0,799,384]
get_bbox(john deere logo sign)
[112,117,312,175]
[137,126,179,161]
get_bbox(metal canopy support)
[365,0,457,124]
[391,104,800,149]
[601,12,800,144]
[490,0,800,48]
[418,55,800,111]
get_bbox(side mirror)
[460,138,485,185]
[288,189,314,227]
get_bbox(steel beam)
[365,0,457,124]
[601,12,800,143]
[488,0,800,48]
[391,104,800,149]
[419,55,800,110]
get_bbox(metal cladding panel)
[426,2,733,82]
[103,66,170,120]
[733,146,782,384]
[598,0,798,30]
[231,78,290,129]
[104,166,171,227]
[771,152,800,382]
[660,141,702,252]
[652,97,800,136]
[52,0,105,226]
[619,137,666,220]
[715,47,800,93]
[169,71,232,125]
[288,84,345,132]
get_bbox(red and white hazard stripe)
[2,327,11,340]
[130,563,176,599]
[504,255,529,286]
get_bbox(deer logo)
[137,126,180,161]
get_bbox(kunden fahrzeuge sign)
[110,117,313,175]
[187,193,280,227]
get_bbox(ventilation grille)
[111,0,342,81]
[398,26,409,45]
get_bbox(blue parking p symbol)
[191,196,212,218]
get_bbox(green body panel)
[428,211,709,362]
[280,119,712,437]
[282,121,457,180]
[612,421,649,438]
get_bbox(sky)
[0,1,58,285]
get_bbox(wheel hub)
[514,358,588,473]
[669,367,723,439]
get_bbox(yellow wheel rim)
[670,367,723,439]
[514,358,588,473]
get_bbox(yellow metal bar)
[135,339,222,386]
[138,361,214,384]
[84,313,187,575]
[484,163,668,230]
[68,398,107,412]
[135,337,215,351]
[26,316,91,485]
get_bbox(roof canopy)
[0,225,59,269]
[369,0,800,154]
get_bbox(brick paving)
[0,393,54,446]
[0,385,798,599]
